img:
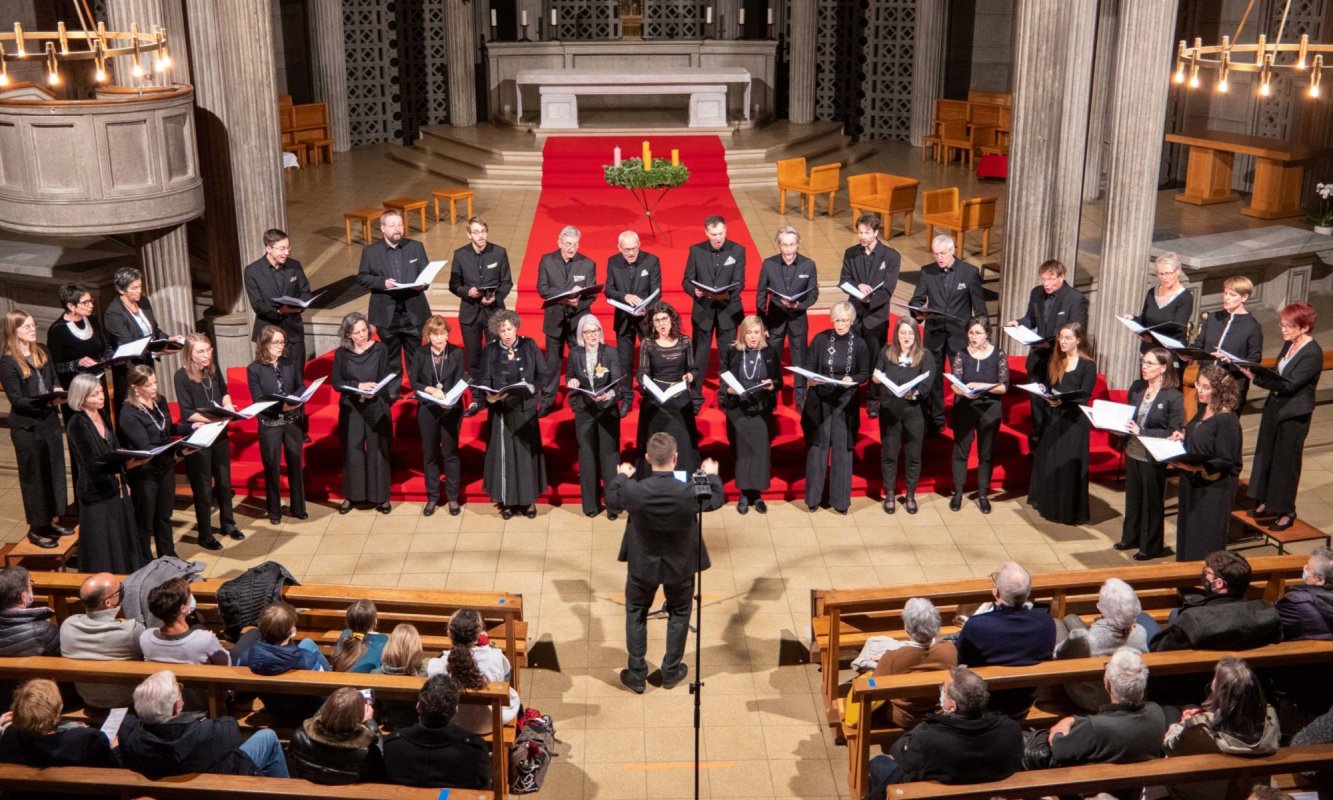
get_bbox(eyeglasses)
[1140,359,1163,366]
[76,298,94,307]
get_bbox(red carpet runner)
[224,136,1123,504]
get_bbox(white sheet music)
[873,369,931,398]
[786,366,858,386]
[1137,436,1187,462]
[641,378,689,403]
[395,260,447,289]
[1002,325,1045,346]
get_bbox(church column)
[308,0,352,149]
[716,0,741,39]
[1082,0,1118,201]
[1091,0,1178,389]
[105,0,178,86]
[444,0,478,126]
[910,0,947,147]
[787,0,815,123]
[999,0,1096,348]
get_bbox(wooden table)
[342,206,385,245]
[382,196,429,232]
[1165,130,1324,220]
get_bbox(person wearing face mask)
[0,567,60,658]
[722,316,781,514]
[802,302,870,515]
[64,373,145,574]
[102,266,184,416]
[757,226,819,407]
[356,210,432,399]
[139,578,229,667]
[119,365,193,561]
[536,225,598,413]
[566,314,623,520]
[59,572,145,709]
[909,234,986,432]
[332,312,395,516]
[247,326,310,526]
[477,309,548,520]
[605,230,662,417]
[1275,546,1333,641]
[1149,550,1280,652]
[870,318,934,515]
[1027,322,1097,525]
[1005,259,1088,445]
[411,316,465,517]
[174,333,242,550]
[636,302,700,476]
[1169,365,1243,562]
[449,217,512,383]
[948,316,1008,514]
[839,213,900,354]
[1190,275,1263,410]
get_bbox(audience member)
[372,623,427,731]
[1163,657,1279,800]
[1054,578,1150,711]
[139,578,229,666]
[1275,545,1333,640]
[58,572,143,709]
[871,598,956,729]
[1292,704,1333,797]
[864,666,1022,798]
[234,602,330,719]
[331,599,387,673]
[427,609,520,734]
[954,561,1055,716]
[288,686,384,785]
[0,679,117,768]
[382,673,491,789]
[118,670,288,779]
[1150,551,1281,652]
[0,567,58,658]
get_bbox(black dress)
[1192,311,1262,408]
[479,336,548,507]
[0,353,67,527]
[332,342,394,505]
[1028,357,1097,524]
[871,349,934,497]
[46,316,109,389]
[637,336,700,475]
[102,296,167,413]
[1133,287,1193,353]
[951,346,1009,495]
[802,329,871,512]
[175,365,238,542]
[66,412,143,574]
[247,357,307,520]
[1248,339,1323,517]
[1119,382,1186,557]
[119,396,186,559]
[1176,409,1242,561]
[722,344,781,494]
[567,342,623,515]
[410,344,465,505]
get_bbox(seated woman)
[372,623,428,731]
[1054,578,1150,712]
[426,609,520,735]
[0,678,118,768]
[871,598,956,730]
[288,687,385,785]
[234,602,331,720]
[140,578,229,665]
[332,599,388,673]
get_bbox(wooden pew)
[27,574,527,690]
[846,641,1333,799]
[886,744,1333,800]
[0,656,513,797]
[811,555,1306,724]
[0,763,495,799]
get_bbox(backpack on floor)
[509,708,556,794]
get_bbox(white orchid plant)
[1314,182,1333,227]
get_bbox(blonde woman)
[722,316,781,514]
[174,333,241,549]
[0,310,69,546]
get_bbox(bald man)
[605,231,662,415]
[59,572,144,708]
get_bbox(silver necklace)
[742,349,761,381]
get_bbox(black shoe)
[197,535,223,551]
[523,505,537,519]
[904,494,918,514]
[1269,515,1296,531]
[661,664,688,690]
[754,499,767,514]
[882,497,895,515]
[463,401,482,418]
[1113,542,1136,551]
[378,502,392,515]
[423,502,437,517]
[607,510,619,521]
[617,400,631,419]
[223,526,245,541]
[448,502,461,516]
[737,496,750,514]
[269,515,282,525]
[978,496,992,514]
[1133,551,1160,561]
[338,500,352,515]
[949,493,963,512]
[49,522,74,537]
[500,507,514,520]
[292,510,309,521]
[619,669,645,694]
[26,530,57,549]
[585,509,599,518]
[807,504,819,513]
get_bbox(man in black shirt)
[757,226,818,405]
[682,215,746,410]
[537,225,598,411]
[448,216,512,379]
[605,230,662,416]
[355,210,433,399]
[838,213,900,354]
[243,228,312,368]
[909,234,986,430]
[1005,259,1088,444]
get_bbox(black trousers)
[574,405,621,515]
[692,324,734,409]
[952,418,998,495]
[543,332,575,402]
[258,420,306,519]
[803,400,855,512]
[378,322,419,399]
[419,408,462,504]
[879,405,926,496]
[769,321,808,394]
[183,436,236,540]
[923,343,953,428]
[129,464,176,560]
[340,401,392,504]
[614,327,641,406]
[459,318,488,379]
[11,421,67,526]
[856,320,888,358]
[1121,456,1167,555]
[624,573,693,682]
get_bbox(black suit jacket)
[1015,283,1088,368]
[605,252,662,335]
[565,343,622,413]
[682,239,746,332]
[448,242,512,326]
[1255,340,1324,421]
[356,239,433,329]
[909,260,986,354]
[537,251,597,338]
[1125,381,1185,437]
[103,296,166,350]
[244,256,311,341]
[0,353,60,429]
[838,242,900,329]
[607,470,724,585]
[756,254,819,334]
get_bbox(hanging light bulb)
[1297,34,1310,70]
[14,23,26,58]
[1173,40,1187,84]
[1259,53,1274,96]
[93,42,107,83]
[1218,52,1231,93]
[45,43,59,86]
[1311,55,1324,98]
[0,52,9,88]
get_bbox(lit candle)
[613,146,621,167]
[491,9,497,26]
[642,140,651,170]
[521,9,528,25]
[738,8,745,24]
[551,8,557,25]
[705,6,713,23]
[767,6,773,24]
[671,149,679,167]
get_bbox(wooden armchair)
[940,121,997,169]
[778,158,841,218]
[847,173,918,238]
[776,157,808,213]
[921,187,998,257]
[922,99,968,161]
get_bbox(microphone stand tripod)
[688,469,711,800]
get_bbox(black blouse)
[1185,409,1242,479]
[174,363,229,424]
[46,316,109,386]
[871,349,935,414]
[410,345,465,393]
[332,342,392,404]
[67,412,126,504]
[1135,287,1193,337]
[119,396,185,474]
[639,336,694,409]
[0,352,60,428]
[246,358,306,420]
[953,346,1009,402]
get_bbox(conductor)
[607,433,724,694]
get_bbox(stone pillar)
[1082,0,1118,201]
[787,0,816,124]
[911,0,948,146]
[444,0,478,127]
[308,0,352,149]
[135,225,193,399]
[1091,0,1178,389]
[999,0,1096,349]
[105,0,184,87]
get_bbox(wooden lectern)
[1165,130,1324,220]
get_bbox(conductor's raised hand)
[700,458,720,475]
[617,462,636,477]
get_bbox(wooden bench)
[343,207,385,245]
[383,197,429,233]
[0,763,495,799]
[27,575,528,690]
[887,744,1333,800]
[2,531,78,570]
[846,641,1333,798]
[0,656,513,797]
[433,188,475,224]
[811,555,1306,725]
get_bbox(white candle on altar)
[491,9,497,26]
[767,7,773,24]
[521,10,528,25]
[613,146,621,167]
[705,6,713,24]
[738,8,745,24]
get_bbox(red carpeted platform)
[222,136,1125,505]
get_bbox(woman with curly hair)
[427,609,520,735]
[637,302,699,474]
[331,311,394,515]
[1171,364,1243,561]
[477,309,548,519]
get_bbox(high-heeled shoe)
[1269,514,1297,532]
[904,494,918,514]
[523,505,537,519]
[949,492,963,512]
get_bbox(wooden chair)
[923,99,969,161]
[776,156,808,213]
[433,188,475,224]
[846,173,918,238]
[342,207,385,245]
[921,188,998,257]
[940,122,997,169]
[382,197,429,233]
[799,163,841,218]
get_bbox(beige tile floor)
[6,132,1333,799]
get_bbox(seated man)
[234,601,330,720]
[0,566,59,658]
[872,597,957,729]
[1275,545,1333,640]
[865,665,1022,797]
[1039,648,1165,775]
[954,560,1055,716]
[59,572,144,709]
[383,673,491,789]
[118,669,288,778]
[1150,550,1281,652]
